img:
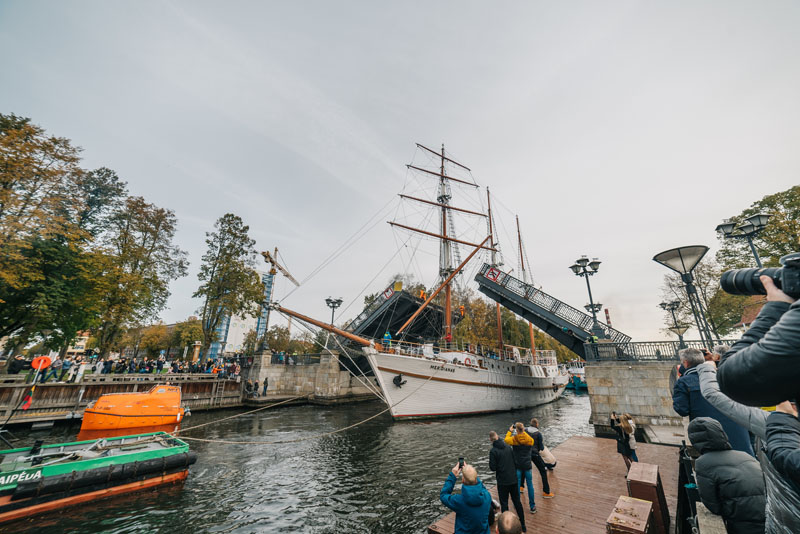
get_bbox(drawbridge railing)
[583,339,739,361]
[344,285,397,333]
[475,263,632,344]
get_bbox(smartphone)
[458,457,464,469]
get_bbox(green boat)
[0,431,196,524]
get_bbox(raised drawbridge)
[474,263,631,359]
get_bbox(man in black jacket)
[526,419,554,498]
[6,355,30,375]
[688,417,766,534]
[489,431,526,533]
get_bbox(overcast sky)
[2,1,799,342]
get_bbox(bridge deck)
[427,435,678,534]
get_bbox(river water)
[11,390,591,533]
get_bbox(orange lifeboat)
[80,385,187,435]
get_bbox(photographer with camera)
[716,254,800,532]
[717,254,800,406]
[439,461,492,534]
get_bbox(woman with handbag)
[610,411,636,472]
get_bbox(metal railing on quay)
[582,339,740,361]
[270,353,323,365]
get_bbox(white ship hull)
[365,349,568,420]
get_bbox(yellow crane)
[256,248,299,348]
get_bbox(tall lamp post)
[659,300,688,349]
[324,297,343,349]
[653,246,716,347]
[569,256,606,339]
[715,213,771,268]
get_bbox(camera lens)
[720,267,783,296]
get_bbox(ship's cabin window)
[157,388,166,393]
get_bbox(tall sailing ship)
[277,143,568,420]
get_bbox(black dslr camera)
[720,253,800,299]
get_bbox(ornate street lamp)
[325,297,343,325]
[653,246,716,347]
[715,213,771,268]
[659,300,687,349]
[569,256,605,339]
[324,297,343,349]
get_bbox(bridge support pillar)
[586,361,683,438]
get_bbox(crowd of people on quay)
[441,418,559,534]
[4,353,249,383]
[439,275,800,534]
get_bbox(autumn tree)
[0,115,127,354]
[716,185,800,269]
[194,214,263,361]
[140,323,170,357]
[172,318,203,356]
[242,329,259,356]
[94,197,188,356]
[265,325,291,353]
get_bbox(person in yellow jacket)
[505,422,538,513]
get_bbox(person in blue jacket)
[440,462,492,534]
[673,348,753,456]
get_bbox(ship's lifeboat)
[80,385,187,433]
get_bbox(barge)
[0,432,196,524]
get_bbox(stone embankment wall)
[586,361,682,436]
[249,351,378,404]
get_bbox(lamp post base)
[590,324,606,339]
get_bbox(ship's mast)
[516,215,536,352]
[438,145,454,342]
[487,189,503,349]
[392,143,488,341]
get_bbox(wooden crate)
[606,495,652,534]
[627,462,670,534]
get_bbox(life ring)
[464,357,472,366]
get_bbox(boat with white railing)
[275,144,568,420]
[565,360,588,390]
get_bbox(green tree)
[172,318,204,355]
[120,325,145,359]
[265,325,290,353]
[242,328,258,356]
[716,185,800,269]
[0,114,127,353]
[194,214,263,361]
[0,114,82,295]
[140,323,170,356]
[94,197,188,356]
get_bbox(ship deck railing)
[376,339,554,369]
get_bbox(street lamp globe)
[715,220,737,237]
[652,245,709,275]
[588,259,601,272]
[746,213,771,231]
[576,256,590,267]
[569,263,581,275]
[737,222,755,235]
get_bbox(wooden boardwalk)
[428,436,679,534]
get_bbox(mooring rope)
[175,363,441,445]
[172,395,308,435]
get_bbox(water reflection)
[9,391,590,533]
